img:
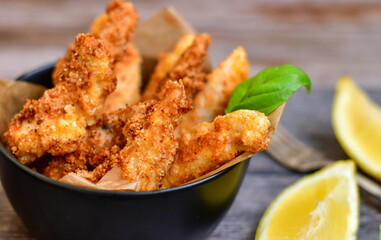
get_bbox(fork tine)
[266,124,381,201]
[267,125,332,171]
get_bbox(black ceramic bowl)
[0,64,249,240]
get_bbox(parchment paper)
[0,7,285,191]
[0,80,46,134]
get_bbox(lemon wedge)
[255,161,359,240]
[332,77,381,181]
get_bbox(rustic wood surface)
[0,0,381,239]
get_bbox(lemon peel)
[255,161,359,240]
[332,76,381,181]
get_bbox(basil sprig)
[225,65,311,115]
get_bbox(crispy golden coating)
[142,34,211,102]
[42,105,138,179]
[73,101,154,182]
[52,44,75,85]
[177,47,249,135]
[74,81,189,189]
[161,110,271,188]
[90,0,139,62]
[75,145,122,182]
[118,80,190,191]
[54,1,141,106]
[43,157,66,180]
[3,34,116,164]
[103,44,142,112]
[141,34,195,100]
[91,0,141,110]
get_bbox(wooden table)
[0,0,380,239]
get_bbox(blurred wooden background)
[0,0,381,239]
[1,0,381,89]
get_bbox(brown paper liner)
[132,7,211,84]
[185,103,285,185]
[0,7,285,191]
[60,167,137,191]
[0,80,47,134]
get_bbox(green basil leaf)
[225,65,311,115]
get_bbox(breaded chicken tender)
[161,110,271,188]
[177,47,249,135]
[53,0,141,109]
[90,0,142,110]
[43,124,119,180]
[80,101,156,182]
[141,34,195,100]
[42,105,138,179]
[43,156,66,180]
[90,0,139,62]
[143,34,211,103]
[103,44,141,112]
[118,80,190,191]
[76,81,190,190]
[4,34,116,164]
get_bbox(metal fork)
[266,124,381,200]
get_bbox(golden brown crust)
[43,157,66,180]
[75,145,122,182]
[52,44,74,85]
[73,81,190,190]
[41,105,137,179]
[143,34,211,103]
[90,0,141,110]
[90,0,139,62]
[161,110,271,188]
[177,46,249,135]
[141,34,196,101]
[120,81,190,191]
[54,0,141,107]
[103,44,142,112]
[3,34,116,164]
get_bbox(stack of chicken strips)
[3,0,271,191]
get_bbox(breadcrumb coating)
[178,47,249,136]
[144,34,211,103]
[4,34,116,164]
[90,0,139,62]
[75,81,190,191]
[161,110,271,188]
[54,0,141,109]
[90,0,142,110]
[141,34,195,101]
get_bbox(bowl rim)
[0,63,245,196]
[0,142,238,196]
[17,62,56,82]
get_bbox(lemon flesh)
[255,161,358,240]
[332,77,381,181]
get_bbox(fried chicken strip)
[76,81,190,191]
[53,0,141,109]
[103,45,141,112]
[42,105,139,179]
[90,0,142,110]
[141,34,195,100]
[4,34,116,164]
[43,123,120,180]
[142,34,211,102]
[161,110,271,188]
[177,47,249,135]
[90,0,139,62]
[119,80,190,191]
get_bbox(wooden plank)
[208,90,381,239]
[1,0,381,88]
[0,91,379,239]
[208,172,381,240]
[0,0,381,238]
